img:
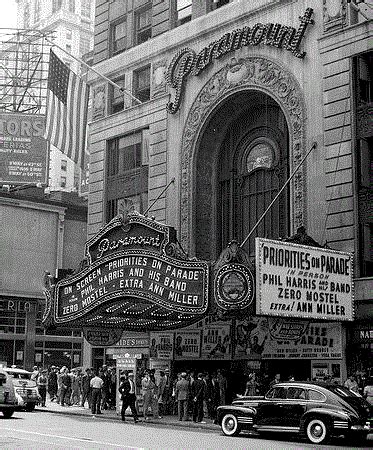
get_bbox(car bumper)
[350,423,371,432]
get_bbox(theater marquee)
[43,214,210,332]
[256,238,353,321]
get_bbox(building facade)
[0,188,87,370]
[15,0,95,193]
[84,0,372,388]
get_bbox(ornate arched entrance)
[179,57,307,260]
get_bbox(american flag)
[44,50,89,169]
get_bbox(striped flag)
[44,50,89,169]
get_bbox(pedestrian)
[100,365,110,410]
[204,373,214,419]
[269,373,281,388]
[157,370,166,418]
[363,377,373,405]
[80,368,92,408]
[56,367,64,404]
[70,369,81,405]
[210,373,220,424]
[344,375,359,393]
[108,367,117,409]
[244,373,259,396]
[60,367,72,406]
[217,369,227,405]
[31,366,39,382]
[118,372,139,423]
[48,366,58,402]
[90,370,104,415]
[37,369,48,407]
[175,372,189,421]
[192,372,206,423]
[142,370,158,420]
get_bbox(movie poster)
[174,330,201,360]
[235,317,342,360]
[149,332,174,359]
[201,322,231,360]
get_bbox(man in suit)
[175,372,189,421]
[118,372,139,423]
[192,373,206,423]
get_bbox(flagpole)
[43,35,142,105]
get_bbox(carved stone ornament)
[211,241,256,319]
[179,56,307,254]
[92,84,106,120]
[152,59,168,98]
[323,0,347,32]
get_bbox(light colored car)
[0,367,20,418]
[3,367,40,412]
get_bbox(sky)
[0,0,17,30]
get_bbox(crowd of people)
[29,365,373,421]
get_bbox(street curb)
[35,407,219,432]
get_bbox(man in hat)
[118,372,139,423]
[175,372,189,421]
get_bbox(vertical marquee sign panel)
[255,238,353,321]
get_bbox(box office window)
[111,19,127,55]
[135,5,152,45]
[133,66,151,103]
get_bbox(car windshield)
[8,372,31,380]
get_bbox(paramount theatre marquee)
[43,214,353,347]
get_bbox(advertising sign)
[0,113,48,184]
[235,317,342,360]
[113,332,150,348]
[174,330,201,360]
[83,327,123,346]
[201,323,231,360]
[256,238,353,321]
[149,332,174,359]
[55,252,208,323]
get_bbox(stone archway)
[179,56,307,256]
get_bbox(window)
[106,131,149,222]
[308,390,326,402]
[81,0,91,19]
[111,19,127,55]
[60,176,67,188]
[66,29,72,40]
[66,43,72,53]
[287,387,306,400]
[177,0,192,26]
[69,0,75,13]
[356,53,373,104]
[211,0,230,10]
[135,6,152,45]
[266,387,287,399]
[133,66,151,103]
[61,160,67,171]
[52,0,62,13]
[110,76,126,114]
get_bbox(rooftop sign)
[255,238,354,321]
[166,8,314,113]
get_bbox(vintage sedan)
[217,382,372,444]
[0,367,20,418]
[3,367,40,412]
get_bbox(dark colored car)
[217,382,372,444]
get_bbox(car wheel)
[25,403,35,412]
[2,410,14,418]
[306,418,328,444]
[221,413,241,436]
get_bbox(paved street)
[0,408,371,450]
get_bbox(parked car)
[0,367,20,418]
[3,367,40,412]
[217,381,372,444]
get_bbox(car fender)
[301,407,350,431]
[217,405,256,423]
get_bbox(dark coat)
[192,379,205,400]
[118,379,131,399]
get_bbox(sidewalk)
[35,401,218,432]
